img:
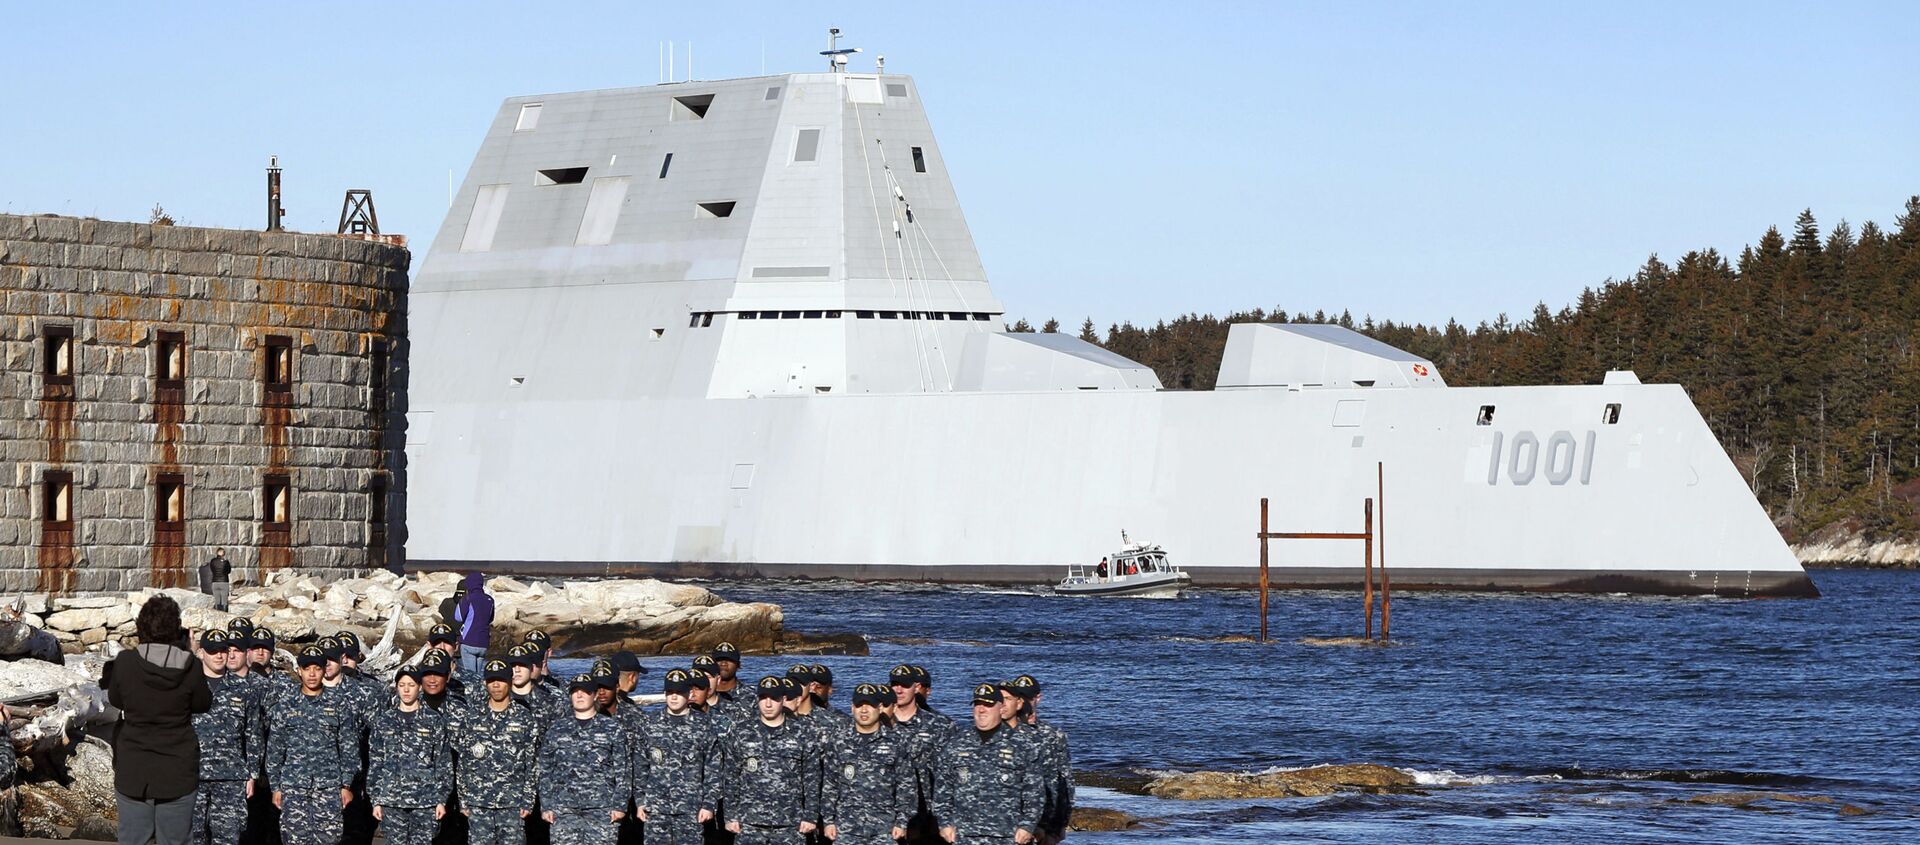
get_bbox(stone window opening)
[155,330,187,391]
[154,474,185,526]
[370,338,390,414]
[369,476,389,527]
[43,470,73,528]
[263,474,292,527]
[43,324,74,386]
[263,335,293,395]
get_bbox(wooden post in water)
[1363,498,1374,640]
[1258,497,1270,644]
[1378,462,1391,641]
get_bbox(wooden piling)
[1259,497,1270,644]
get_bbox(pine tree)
[1078,318,1099,343]
[1041,318,1060,334]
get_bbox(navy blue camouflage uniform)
[932,691,1044,845]
[821,721,914,845]
[633,678,716,845]
[536,698,633,845]
[449,696,545,845]
[266,683,359,845]
[720,684,819,845]
[368,703,454,845]
[188,639,259,845]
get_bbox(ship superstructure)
[404,64,1814,597]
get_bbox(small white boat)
[1055,534,1191,598]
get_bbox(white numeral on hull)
[1487,430,1596,486]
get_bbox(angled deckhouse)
[405,69,1814,597]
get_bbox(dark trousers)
[118,790,196,845]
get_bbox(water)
[623,570,1920,843]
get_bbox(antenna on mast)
[821,27,860,72]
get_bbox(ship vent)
[537,167,588,186]
[697,201,736,219]
[672,94,714,120]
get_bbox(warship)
[403,45,1815,597]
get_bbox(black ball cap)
[810,663,832,684]
[483,659,511,682]
[567,673,597,693]
[199,629,229,650]
[428,624,457,644]
[889,664,916,686]
[249,628,277,649]
[663,669,695,694]
[397,664,425,683]
[851,684,887,707]
[506,644,537,667]
[1006,674,1041,698]
[754,675,787,699]
[711,642,740,662]
[971,682,1003,706]
[227,618,255,635]
[336,631,363,656]
[296,646,327,668]
[779,677,805,699]
[420,651,452,676]
[610,651,644,675]
[690,656,718,676]
[523,630,552,652]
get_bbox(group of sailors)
[186,618,1073,845]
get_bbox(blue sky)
[6,2,1916,331]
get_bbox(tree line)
[1008,197,1920,541]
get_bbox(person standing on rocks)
[367,667,453,845]
[453,573,494,677]
[266,646,357,845]
[535,674,631,845]
[448,660,543,845]
[931,685,1042,845]
[104,594,213,845]
[198,549,234,612]
[187,630,255,845]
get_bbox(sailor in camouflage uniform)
[586,660,644,845]
[317,636,380,845]
[631,670,715,845]
[266,646,359,845]
[933,684,1044,845]
[188,630,256,845]
[536,674,632,845]
[821,685,913,845]
[720,677,820,845]
[508,645,565,719]
[1001,677,1070,845]
[420,650,465,710]
[887,665,956,844]
[448,660,544,845]
[706,643,748,722]
[243,626,286,845]
[367,666,453,845]
[522,631,564,695]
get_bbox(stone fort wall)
[0,213,409,593]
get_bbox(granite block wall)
[0,213,409,593]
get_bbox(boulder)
[78,628,107,646]
[51,596,121,611]
[44,608,107,633]
[1,619,63,662]
[1146,764,1417,800]
[0,658,91,700]
[517,602,588,628]
[1070,807,1151,831]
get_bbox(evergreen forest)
[1010,197,1920,542]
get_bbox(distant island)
[1013,197,1920,567]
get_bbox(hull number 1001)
[1487,430,1597,486]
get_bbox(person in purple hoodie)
[451,572,494,676]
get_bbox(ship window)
[537,167,589,186]
[696,201,736,219]
[1354,380,1375,388]
[43,469,73,527]
[576,176,631,245]
[154,474,185,526]
[911,146,926,173]
[1603,403,1622,425]
[740,312,757,320]
[887,83,908,98]
[929,312,945,321]
[702,313,713,328]
[826,311,842,319]
[651,328,665,341]
[155,330,186,389]
[793,128,822,163]
[461,184,510,252]
[672,93,714,120]
[803,310,823,319]
[781,311,800,320]
[1477,405,1496,426]
[515,103,543,131]
[262,474,292,526]
[760,311,778,319]
[880,311,898,320]
[659,153,674,179]
[689,313,702,328]
[43,324,74,385]
[973,313,992,321]
[815,386,832,394]
[947,311,967,320]
[262,335,293,394]
[856,310,874,319]
[765,86,782,101]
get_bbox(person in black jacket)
[104,595,213,845]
